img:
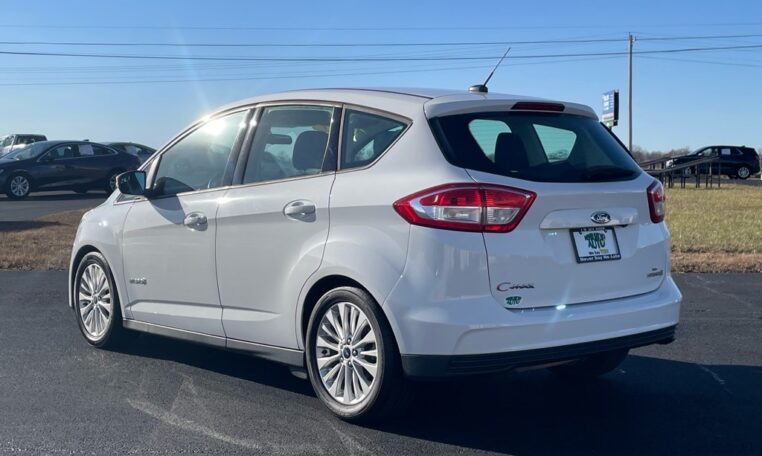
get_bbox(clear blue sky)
[1,0,760,152]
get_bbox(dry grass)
[0,209,87,270]
[666,183,762,272]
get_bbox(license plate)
[570,227,621,263]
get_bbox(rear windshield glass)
[430,112,641,183]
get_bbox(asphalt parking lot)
[0,192,105,222]
[0,273,759,455]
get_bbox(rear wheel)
[73,252,127,348]
[5,173,32,199]
[548,348,629,379]
[737,166,751,180]
[305,287,410,422]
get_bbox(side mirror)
[117,170,147,196]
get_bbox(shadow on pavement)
[112,332,762,455]
[373,355,762,455]
[113,332,315,397]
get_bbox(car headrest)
[495,132,530,174]
[292,130,328,171]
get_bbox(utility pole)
[628,33,635,151]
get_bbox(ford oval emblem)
[591,211,611,224]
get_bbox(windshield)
[4,142,47,160]
[430,112,641,183]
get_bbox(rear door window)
[243,105,334,184]
[431,112,641,183]
[78,144,95,156]
[92,145,115,156]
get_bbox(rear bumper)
[383,265,681,377]
[402,325,676,378]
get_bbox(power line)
[638,55,762,68]
[0,56,623,87]
[0,33,761,48]
[0,38,623,47]
[0,44,759,62]
[0,22,760,31]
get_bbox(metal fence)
[639,155,724,188]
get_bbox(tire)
[736,166,751,180]
[548,348,629,379]
[73,252,127,349]
[104,170,121,194]
[305,287,410,422]
[681,167,692,177]
[5,173,32,199]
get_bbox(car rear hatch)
[428,102,668,309]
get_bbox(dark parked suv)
[668,145,760,179]
[0,140,140,199]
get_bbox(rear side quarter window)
[341,110,406,170]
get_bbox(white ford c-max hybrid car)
[70,88,681,421]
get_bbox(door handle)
[183,212,208,230]
[283,200,316,219]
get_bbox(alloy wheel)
[738,166,750,179]
[9,175,30,197]
[77,263,113,339]
[315,302,378,405]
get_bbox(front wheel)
[305,287,409,422]
[736,166,751,180]
[73,252,127,348]
[548,348,629,379]
[5,173,32,199]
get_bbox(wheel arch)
[298,274,398,351]
[69,245,101,308]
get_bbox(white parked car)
[70,88,681,421]
[0,133,47,157]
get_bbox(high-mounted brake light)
[393,184,536,233]
[647,180,666,223]
[511,102,565,112]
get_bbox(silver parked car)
[70,88,680,421]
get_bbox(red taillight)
[393,183,536,233]
[647,180,666,223]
